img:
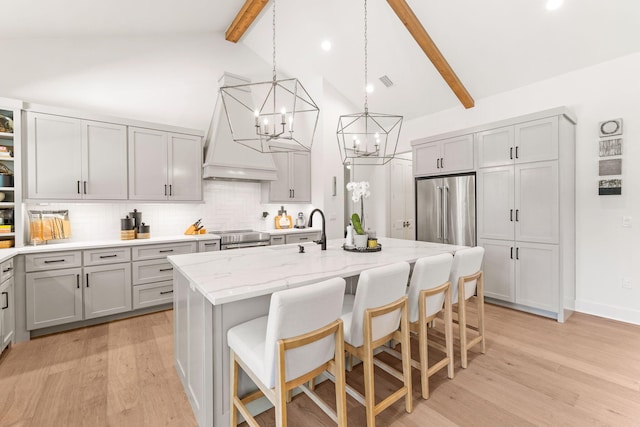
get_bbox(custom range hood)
[203,73,278,181]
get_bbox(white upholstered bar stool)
[406,253,455,399]
[449,246,486,369]
[227,278,347,427]
[341,262,412,427]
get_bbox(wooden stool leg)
[335,328,347,427]
[230,350,238,427]
[363,348,376,427]
[444,287,454,379]
[401,304,413,412]
[418,315,429,399]
[477,274,486,354]
[458,282,469,369]
[276,343,288,427]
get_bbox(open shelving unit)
[0,97,23,248]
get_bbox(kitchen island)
[168,238,465,426]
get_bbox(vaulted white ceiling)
[3,0,640,122]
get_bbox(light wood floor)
[1,304,639,426]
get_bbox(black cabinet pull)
[86,273,90,288]
[160,290,174,295]
[299,237,308,241]
[2,267,12,273]
[99,254,118,259]
[159,268,173,272]
[204,243,217,246]
[76,274,80,289]
[1,291,7,310]
[44,259,65,264]
[510,209,513,222]
[292,189,295,198]
[510,147,513,160]
[515,209,519,222]
[83,181,87,194]
[164,185,167,196]
[77,180,80,194]
[516,247,519,260]
[436,158,440,169]
[440,157,444,169]
[169,184,172,196]
[510,247,513,259]
[515,146,519,159]
[159,249,174,253]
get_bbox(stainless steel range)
[209,229,271,250]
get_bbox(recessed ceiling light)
[546,0,563,11]
[321,40,332,51]
[366,84,374,93]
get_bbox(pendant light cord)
[272,0,277,82]
[364,0,368,114]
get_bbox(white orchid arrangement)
[346,181,370,234]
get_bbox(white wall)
[402,52,640,325]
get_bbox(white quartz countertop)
[0,234,221,262]
[168,238,466,305]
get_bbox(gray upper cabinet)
[129,127,202,201]
[266,151,311,203]
[413,134,474,177]
[26,112,127,200]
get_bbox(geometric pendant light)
[220,0,320,153]
[337,0,403,166]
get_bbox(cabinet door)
[168,133,202,201]
[290,152,311,202]
[1,277,14,348]
[389,160,415,240]
[27,113,83,199]
[476,126,514,168]
[84,263,132,320]
[82,120,128,200]
[477,166,514,241]
[174,272,189,382]
[26,268,83,330]
[198,240,220,252]
[441,134,474,173]
[515,117,558,164]
[515,242,559,312]
[478,239,515,303]
[413,142,440,176]
[515,161,559,244]
[128,127,168,200]
[268,152,292,202]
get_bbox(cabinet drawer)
[25,251,82,272]
[198,240,220,252]
[132,242,196,261]
[83,247,131,266]
[270,235,285,246]
[0,258,14,282]
[133,259,174,285]
[286,232,320,245]
[133,281,173,309]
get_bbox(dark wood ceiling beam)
[225,0,270,43]
[387,0,475,108]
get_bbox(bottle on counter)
[345,225,354,248]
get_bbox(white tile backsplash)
[25,180,315,242]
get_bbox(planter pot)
[353,233,368,249]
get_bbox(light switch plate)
[622,216,632,227]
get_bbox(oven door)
[222,241,270,250]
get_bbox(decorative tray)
[342,243,382,253]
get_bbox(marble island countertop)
[168,238,466,306]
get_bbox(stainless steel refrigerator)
[415,173,476,246]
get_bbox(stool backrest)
[407,253,454,323]
[449,247,485,302]
[350,262,410,347]
[264,278,346,388]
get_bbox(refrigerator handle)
[436,186,443,239]
[443,186,449,241]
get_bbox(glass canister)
[367,230,378,248]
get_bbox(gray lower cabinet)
[285,231,320,244]
[270,235,285,246]
[198,240,220,252]
[84,263,132,319]
[1,276,15,350]
[133,281,174,309]
[26,268,83,330]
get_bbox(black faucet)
[308,208,327,250]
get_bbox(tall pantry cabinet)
[476,111,576,322]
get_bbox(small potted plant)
[347,181,370,248]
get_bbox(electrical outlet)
[622,216,632,227]
[622,278,632,289]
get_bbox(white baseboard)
[575,299,640,326]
